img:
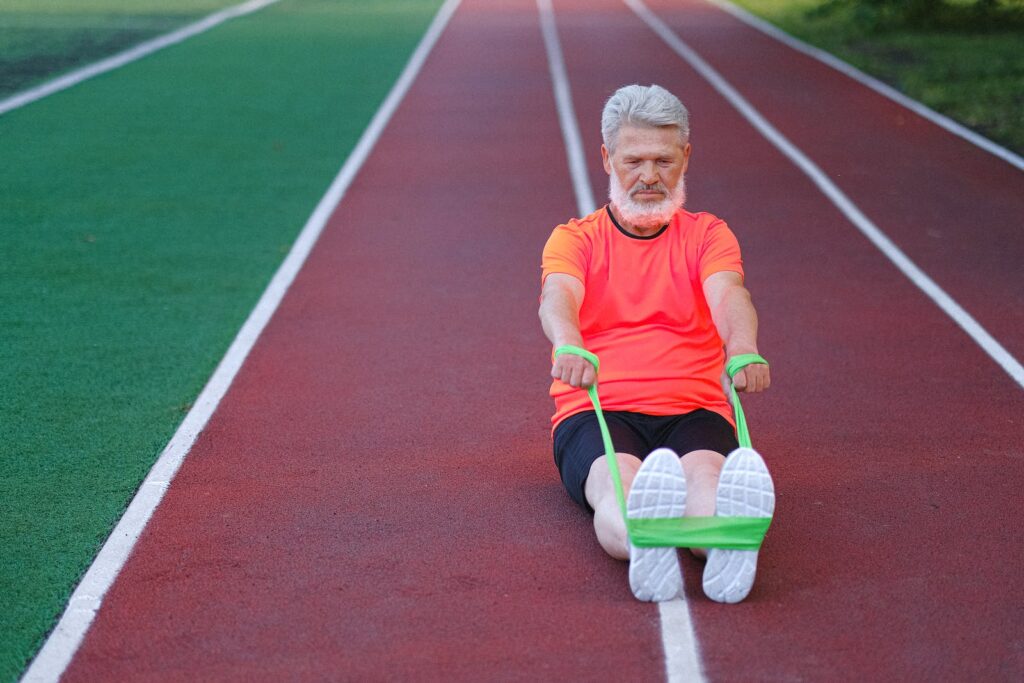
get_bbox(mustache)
[630,181,667,196]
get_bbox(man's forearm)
[539,292,584,348]
[711,285,759,356]
[539,277,597,388]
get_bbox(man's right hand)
[540,273,594,389]
[552,352,597,389]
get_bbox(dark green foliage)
[812,0,1024,30]
[736,0,1024,154]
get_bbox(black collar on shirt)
[606,205,670,240]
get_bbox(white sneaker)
[627,448,687,602]
[702,447,775,604]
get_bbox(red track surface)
[64,0,1024,680]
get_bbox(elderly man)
[539,84,774,603]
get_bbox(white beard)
[608,171,687,228]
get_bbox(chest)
[580,233,708,329]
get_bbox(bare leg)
[583,453,642,560]
[679,449,726,559]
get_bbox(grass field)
[0,1,442,679]
[732,0,1024,155]
[0,0,243,98]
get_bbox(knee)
[585,454,639,561]
[680,449,725,481]
[593,504,630,560]
[584,453,641,505]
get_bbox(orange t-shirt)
[541,206,744,429]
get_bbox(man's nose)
[639,161,659,184]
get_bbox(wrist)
[554,335,584,349]
[726,344,758,358]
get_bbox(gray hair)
[601,84,690,152]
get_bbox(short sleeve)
[698,218,744,282]
[541,222,589,285]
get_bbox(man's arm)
[539,273,597,388]
[702,271,770,393]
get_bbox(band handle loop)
[554,345,625,521]
[725,353,769,449]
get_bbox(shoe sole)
[702,447,775,604]
[627,448,686,602]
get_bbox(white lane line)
[0,0,280,117]
[536,1,708,681]
[537,0,597,218]
[707,0,1024,173]
[627,0,1024,391]
[19,1,463,680]
[660,599,707,683]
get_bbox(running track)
[37,0,1024,680]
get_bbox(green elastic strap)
[553,346,627,524]
[628,516,772,549]
[725,353,769,449]
[553,346,771,550]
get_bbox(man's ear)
[601,144,612,175]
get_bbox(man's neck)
[608,203,666,237]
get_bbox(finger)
[553,359,567,382]
[558,362,575,385]
[582,365,596,388]
[747,368,761,393]
[732,368,748,392]
[556,358,577,383]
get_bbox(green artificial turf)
[731,0,1024,155]
[0,0,243,98]
[0,0,442,679]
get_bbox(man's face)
[602,124,691,228]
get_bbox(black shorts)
[552,409,739,511]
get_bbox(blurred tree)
[815,0,1023,29]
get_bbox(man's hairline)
[605,122,690,155]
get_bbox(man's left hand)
[727,362,771,393]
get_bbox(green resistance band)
[553,346,772,550]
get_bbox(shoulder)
[674,208,727,231]
[545,207,609,250]
[673,208,737,244]
[543,210,610,284]
[552,207,608,238]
